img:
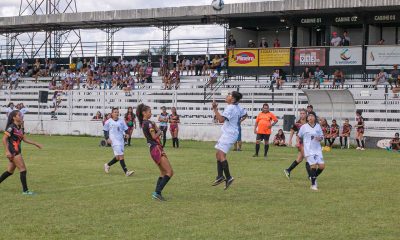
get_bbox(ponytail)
[136,103,150,127]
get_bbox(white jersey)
[298,123,324,157]
[221,104,245,137]
[19,107,29,119]
[103,118,128,147]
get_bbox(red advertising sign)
[294,48,326,66]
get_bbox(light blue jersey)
[103,118,128,147]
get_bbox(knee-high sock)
[324,139,328,146]
[316,168,324,177]
[128,137,131,145]
[330,138,336,147]
[0,171,13,184]
[155,177,162,192]
[119,159,127,173]
[344,137,348,147]
[264,144,269,157]
[221,160,231,179]
[340,137,343,146]
[20,171,28,192]
[172,138,176,148]
[156,175,171,195]
[361,140,365,148]
[255,144,260,155]
[310,168,317,186]
[356,139,360,147]
[287,160,299,172]
[217,161,223,178]
[176,138,179,148]
[162,131,167,147]
[107,157,118,166]
[305,162,311,178]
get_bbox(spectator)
[171,67,180,89]
[298,66,313,89]
[277,69,286,90]
[195,57,203,76]
[389,64,399,90]
[49,76,58,90]
[32,59,41,83]
[206,69,218,90]
[9,70,19,90]
[248,40,256,48]
[328,119,339,147]
[184,58,191,76]
[377,39,385,45]
[330,32,342,46]
[144,63,153,83]
[273,129,286,146]
[259,38,268,48]
[273,38,281,48]
[190,57,196,76]
[341,31,351,46]
[333,69,345,89]
[211,55,221,74]
[227,34,236,48]
[163,70,171,90]
[387,133,400,152]
[76,58,83,72]
[313,66,324,89]
[373,68,388,90]
[202,56,210,76]
[5,102,15,117]
[340,118,352,149]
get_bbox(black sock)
[156,175,171,195]
[344,137,348,147]
[20,171,28,192]
[287,160,299,172]
[176,138,179,148]
[119,160,127,173]
[217,161,223,178]
[316,168,324,177]
[340,137,343,146]
[324,139,328,146]
[264,144,269,157]
[330,138,335,147]
[155,177,162,192]
[162,131,167,147]
[107,157,118,166]
[221,160,231,179]
[356,139,360,147]
[172,138,176,148]
[305,162,311,178]
[0,171,13,184]
[128,137,131,145]
[255,144,260,155]
[310,168,317,186]
[361,140,365,148]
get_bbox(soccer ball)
[211,0,224,11]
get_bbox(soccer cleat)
[283,169,291,179]
[224,177,235,190]
[212,176,225,186]
[22,190,36,196]
[125,170,135,177]
[252,154,258,157]
[104,163,110,174]
[152,192,165,201]
[361,148,365,151]
[310,185,318,191]
[356,147,361,150]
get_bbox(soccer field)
[1,135,399,240]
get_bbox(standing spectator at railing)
[171,67,180,89]
[330,32,342,46]
[227,34,236,48]
[313,66,324,89]
[373,68,388,90]
[9,70,19,90]
[333,68,345,89]
[377,39,385,45]
[298,66,313,89]
[273,38,281,48]
[248,40,256,48]
[259,37,268,48]
[341,31,351,46]
[389,64,399,90]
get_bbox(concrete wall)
[297,27,310,47]
[382,27,397,44]
[230,28,258,48]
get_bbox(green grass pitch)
[0,135,399,239]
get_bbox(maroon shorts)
[357,128,364,134]
[150,145,166,165]
[170,124,178,133]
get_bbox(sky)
[0,0,269,57]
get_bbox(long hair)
[6,110,20,129]
[231,91,243,103]
[136,103,150,127]
[171,106,178,116]
[125,107,134,120]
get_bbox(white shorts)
[112,145,124,156]
[215,134,236,154]
[306,154,324,165]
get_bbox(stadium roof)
[0,0,400,33]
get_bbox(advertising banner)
[294,48,326,66]
[259,48,290,67]
[366,46,400,66]
[329,47,363,66]
[228,49,258,67]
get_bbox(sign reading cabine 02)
[228,49,259,67]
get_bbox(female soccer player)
[328,119,339,147]
[103,108,134,176]
[253,103,278,159]
[298,111,325,191]
[387,133,400,152]
[340,119,352,149]
[320,118,331,148]
[169,107,180,148]
[137,103,173,201]
[0,110,42,195]
[124,107,136,146]
[284,108,311,179]
[212,91,245,190]
[355,110,365,150]
[158,106,169,148]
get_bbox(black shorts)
[160,126,168,132]
[256,134,270,142]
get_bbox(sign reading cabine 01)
[228,49,259,67]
